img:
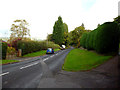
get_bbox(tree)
[114,16,120,23]
[81,23,85,29]
[97,24,100,27]
[63,23,68,33]
[52,16,64,46]
[10,19,30,41]
[62,23,70,46]
[71,23,86,47]
[68,31,73,45]
[47,34,53,41]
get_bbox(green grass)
[63,49,112,71]
[23,48,60,57]
[0,60,19,65]
[54,48,60,52]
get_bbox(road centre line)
[20,62,39,69]
[43,58,49,61]
[0,72,9,76]
[43,51,62,62]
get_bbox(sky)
[0,0,119,40]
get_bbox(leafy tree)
[71,23,86,47]
[63,23,68,33]
[97,24,100,27]
[47,34,53,41]
[71,30,80,47]
[52,16,64,46]
[63,32,70,46]
[10,19,30,41]
[114,16,120,23]
[62,23,70,46]
[68,31,73,45]
[81,23,85,29]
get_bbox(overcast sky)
[0,0,119,40]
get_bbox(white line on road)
[0,72,9,76]
[20,62,39,69]
[43,58,49,61]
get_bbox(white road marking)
[0,72,9,76]
[20,62,39,69]
[46,58,49,60]
[43,59,46,61]
[43,58,49,61]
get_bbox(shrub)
[118,24,120,42]
[86,32,91,50]
[80,33,88,48]
[7,47,16,55]
[95,22,119,53]
[80,22,119,54]
[89,31,94,50]
[2,42,8,59]
[11,38,22,50]
[17,40,60,56]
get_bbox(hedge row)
[118,24,120,42]
[2,42,8,59]
[80,22,119,54]
[17,40,60,56]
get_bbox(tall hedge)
[17,40,60,56]
[95,22,119,53]
[80,22,119,54]
[80,33,88,48]
[86,32,92,50]
[118,24,120,42]
[2,42,8,59]
[92,29,98,50]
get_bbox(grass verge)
[23,48,60,57]
[0,60,19,65]
[63,49,112,71]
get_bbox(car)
[46,48,54,54]
[60,45,65,50]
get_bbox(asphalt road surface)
[1,48,73,88]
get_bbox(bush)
[118,24,120,42]
[2,42,8,59]
[17,40,60,56]
[89,31,94,50]
[7,47,16,55]
[86,32,91,50]
[80,33,88,48]
[80,22,119,54]
[11,38,22,50]
[92,29,98,50]
[95,22,119,53]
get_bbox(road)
[1,48,72,88]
